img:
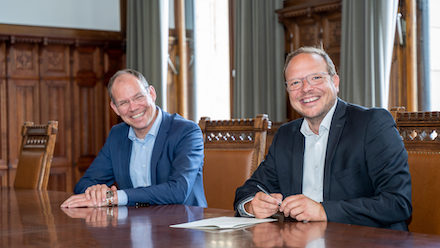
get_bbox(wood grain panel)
[7,79,40,170]
[0,42,5,77]
[40,79,72,191]
[72,46,105,182]
[47,167,70,192]
[8,43,39,79]
[103,48,124,134]
[0,169,7,187]
[1,43,7,174]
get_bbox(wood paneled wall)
[0,26,125,192]
[277,0,342,120]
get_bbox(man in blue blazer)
[234,47,411,230]
[62,69,207,208]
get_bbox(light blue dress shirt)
[117,108,162,205]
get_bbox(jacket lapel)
[120,125,134,188]
[291,121,305,195]
[323,99,347,200]
[150,110,172,185]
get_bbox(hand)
[60,193,95,208]
[60,185,118,208]
[251,222,283,247]
[279,194,327,222]
[246,192,283,219]
[84,184,111,207]
[281,221,327,247]
[61,207,118,227]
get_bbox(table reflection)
[61,205,205,248]
[252,221,327,248]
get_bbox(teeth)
[132,112,144,119]
[303,97,319,103]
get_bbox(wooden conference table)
[2,188,440,247]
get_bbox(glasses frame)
[285,72,331,91]
[115,92,148,112]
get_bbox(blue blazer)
[234,99,412,230]
[74,110,207,207]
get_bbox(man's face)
[110,74,157,138]
[285,53,339,123]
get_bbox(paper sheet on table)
[170,216,277,230]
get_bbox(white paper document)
[170,216,277,230]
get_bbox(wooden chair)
[199,114,270,210]
[14,121,58,190]
[391,107,440,235]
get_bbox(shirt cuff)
[117,190,128,206]
[237,196,255,217]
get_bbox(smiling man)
[234,47,412,231]
[62,69,207,208]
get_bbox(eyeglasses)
[115,93,147,112]
[285,72,330,91]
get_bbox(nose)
[300,78,313,92]
[127,100,138,112]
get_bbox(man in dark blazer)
[62,69,206,208]
[234,47,411,230]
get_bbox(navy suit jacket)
[234,99,412,230]
[74,109,207,207]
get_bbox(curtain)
[233,0,285,122]
[339,0,398,108]
[126,0,164,107]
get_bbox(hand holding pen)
[257,184,282,206]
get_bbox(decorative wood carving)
[392,108,440,152]
[41,45,70,77]
[200,114,271,146]
[8,43,39,78]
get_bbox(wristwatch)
[106,190,114,207]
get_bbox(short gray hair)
[108,69,149,103]
[283,46,337,80]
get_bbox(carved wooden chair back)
[199,114,270,210]
[14,121,58,190]
[391,107,440,235]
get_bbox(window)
[194,0,230,120]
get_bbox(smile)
[303,96,319,103]
[131,111,145,119]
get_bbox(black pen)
[257,184,282,206]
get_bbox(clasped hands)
[61,184,118,208]
[245,192,327,222]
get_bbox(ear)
[332,74,340,93]
[148,85,157,102]
[110,101,120,116]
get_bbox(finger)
[61,194,84,207]
[279,194,302,212]
[256,192,281,206]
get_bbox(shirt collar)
[300,99,338,137]
[128,107,162,141]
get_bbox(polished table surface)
[2,188,440,247]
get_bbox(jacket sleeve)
[73,128,117,194]
[322,109,412,228]
[123,121,204,205]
